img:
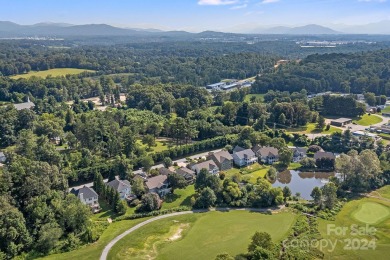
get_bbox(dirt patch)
[168,223,189,241]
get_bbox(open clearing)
[352,202,390,224]
[108,211,297,260]
[288,123,341,135]
[10,68,95,79]
[353,114,383,126]
[318,186,390,259]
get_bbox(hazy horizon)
[1,0,390,33]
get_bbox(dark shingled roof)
[209,150,233,164]
[70,186,98,199]
[146,175,168,190]
[106,179,131,192]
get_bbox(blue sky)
[1,0,390,32]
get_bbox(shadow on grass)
[180,195,194,207]
[164,193,181,203]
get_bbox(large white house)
[232,146,257,167]
[70,186,100,213]
[106,179,132,200]
[191,160,220,175]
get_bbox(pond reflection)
[271,170,335,200]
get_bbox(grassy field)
[244,94,265,102]
[353,114,383,126]
[161,185,195,210]
[288,123,341,135]
[41,218,148,260]
[108,210,297,260]
[224,163,269,183]
[318,186,390,259]
[136,138,174,154]
[10,68,95,79]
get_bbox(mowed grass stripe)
[109,211,297,260]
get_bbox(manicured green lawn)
[161,185,195,210]
[318,191,390,259]
[376,185,390,200]
[108,211,297,260]
[10,68,95,79]
[224,163,269,184]
[353,114,383,126]
[244,94,265,102]
[352,202,390,224]
[288,123,341,135]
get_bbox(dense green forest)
[1,38,390,259]
[252,50,390,95]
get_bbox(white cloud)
[231,4,248,9]
[198,0,239,5]
[260,0,280,4]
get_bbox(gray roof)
[193,160,218,171]
[70,186,98,199]
[159,167,175,175]
[290,147,307,154]
[106,179,131,192]
[314,151,335,160]
[257,147,279,158]
[13,101,35,111]
[234,148,256,159]
[146,175,168,190]
[176,167,196,180]
[252,144,262,154]
[209,150,233,164]
[331,118,352,123]
[233,146,245,153]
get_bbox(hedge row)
[114,206,192,221]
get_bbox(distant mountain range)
[250,24,341,35]
[0,21,390,37]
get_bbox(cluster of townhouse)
[68,145,336,213]
[188,145,312,176]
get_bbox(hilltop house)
[253,145,279,164]
[208,150,233,171]
[106,179,132,200]
[232,147,257,167]
[145,175,171,197]
[290,147,307,162]
[70,186,100,213]
[176,167,196,184]
[191,160,220,175]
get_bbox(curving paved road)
[100,211,195,260]
[99,207,283,260]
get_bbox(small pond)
[271,170,335,200]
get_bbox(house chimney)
[79,192,84,203]
[27,96,30,103]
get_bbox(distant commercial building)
[352,131,378,140]
[330,118,353,127]
[206,82,226,90]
